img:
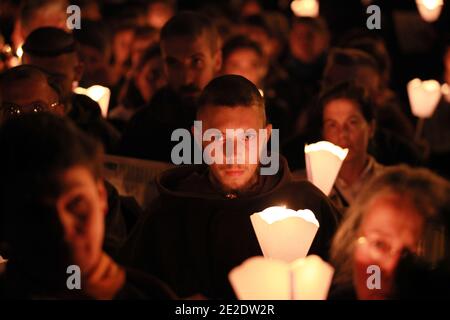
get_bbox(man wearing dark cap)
[22,27,120,153]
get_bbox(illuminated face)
[197,105,271,192]
[161,33,221,103]
[353,194,424,300]
[56,166,107,275]
[322,98,373,163]
[222,48,267,87]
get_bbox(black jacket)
[118,87,196,163]
[121,157,340,299]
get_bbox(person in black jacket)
[121,75,340,299]
[0,113,175,300]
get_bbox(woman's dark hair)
[222,35,264,62]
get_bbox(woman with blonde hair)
[329,165,450,299]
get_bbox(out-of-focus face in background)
[112,28,134,68]
[130,30,159,70]
[222,48,267,88]
[161,32,222,103]
[56,166,107,275]
[135,54,167,103]
[289,21,328,64]
[352,194,424,299]
[322,98,374,164]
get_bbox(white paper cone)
[416,0,443,22]
[74,85,111,118]
[291,255,334,300]
[304,141,348,196]
[407,78,442,118]
[250,206,319,263]
[229,257,290,300]
[229,255,334,300]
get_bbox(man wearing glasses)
[0,64,64,125]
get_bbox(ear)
[96,180,108,216]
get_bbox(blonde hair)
[330,165,450,289]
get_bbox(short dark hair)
[323,47,380,88]
[161,11,219,53]
[0,113,103,203]
[23,27,78,57]
[222,35,263,62]
[319,81,374,122]
[291,17,329,35]
[0,64,62,101]
[197,74,266,124]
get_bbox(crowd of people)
[0,0,449,300]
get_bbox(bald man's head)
[0,65,64,123]
[23,27,83,105]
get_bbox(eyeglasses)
[356,233,415,261]
[1,101,61,118]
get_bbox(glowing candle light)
[291,0,320,17]
[304,141,348,196]
[250,206,319,263]
[229,255,334,300]
[407,78,442,118]
[74,85,111,118]
[416,0,444,22]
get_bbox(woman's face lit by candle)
[352,194,424,299]
[322,98,374,164]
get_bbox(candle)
[407,78,442,118]
[304,141,348,196]
[416,0,443,22]
[250,206,319,263]
[74,85,111,118]
[291,0,319,18]
[229,255,334,300]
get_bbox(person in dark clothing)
[0,65,129,258]
[119,11,222,163]
[121,75,340,299]
[0,113,176,300]
[22,27,120,153]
